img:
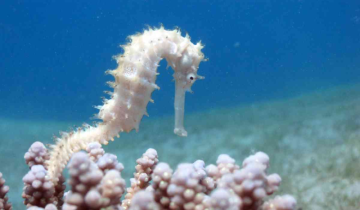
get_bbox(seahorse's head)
[174,53,205,91]
[172,41,205,137]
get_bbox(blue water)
[1,0,360,121]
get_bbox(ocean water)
[0,0,360,209]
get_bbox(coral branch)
[22,142,65,208]
[63,152,126,209]
[0,173,11,210]
[122,149,158,209]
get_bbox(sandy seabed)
[1,83,359,209]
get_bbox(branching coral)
[0,141,296,210]
[0,173,11,210]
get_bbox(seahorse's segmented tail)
[46,26,206,183]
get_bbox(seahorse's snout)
[174,79,188,137]
[173,72,204,137]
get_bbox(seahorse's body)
[46,27,205,183]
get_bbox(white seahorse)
[46,26,206,183]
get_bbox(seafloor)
[0,83,359,209]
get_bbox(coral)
[62,152,126,209]
[129,190,160,210]
[22,165,56,207]
[151,163,173,208]
[122,148,158,209]
[0,141,296,209]
[24,142,49,167]
[262,195,297,210]
[86,142,105,162]
[22,142,65,209]
[0,173,12,210]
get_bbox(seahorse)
[46,26,206,183]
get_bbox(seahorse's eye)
[187,73,196,82]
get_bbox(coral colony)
[0,27,296,209]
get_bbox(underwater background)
[0,0,360,209]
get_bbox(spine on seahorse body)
[46,26,206,183]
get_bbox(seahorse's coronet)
[46,26,205,183]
